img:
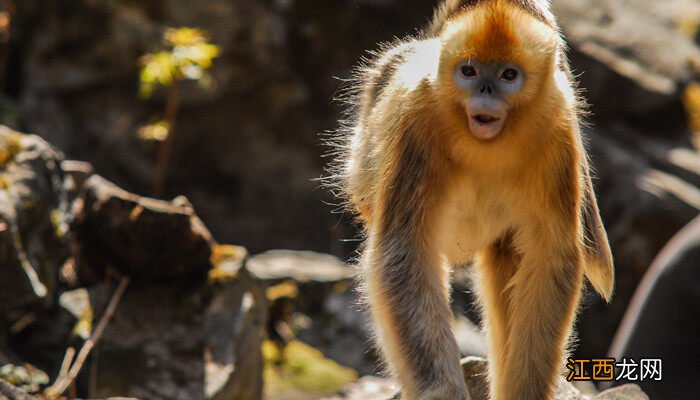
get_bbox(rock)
[20,278,205,400]
[553,0,700,133]
[247,250,377,376]
[296,285,377,376]
[594,384,649,400]
[0,377,146,400]
[0,126,83,382]
[57,288,90,323]
[0,378,37,400]
[89,398,141,400]
[204,267,267,400]
[0,364,48,395]
[460,357,490,400]
[72,175,215,283]
[0,126,71,322]
[247,250,353,283]
[454,315,487,358]
[459,357,589,400]
[324,376,398,400]
[6,302,77,382]
[593,383,649,400]
[326,357,649,400]
[60,160,94,200]
[89,263,266,400]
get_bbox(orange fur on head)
[438,1,560,111]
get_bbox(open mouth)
[472,114,500,124]
[467,112,505,140]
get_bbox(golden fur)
[331,1,614,399]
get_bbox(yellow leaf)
[0,130,23,169]
[266,281,299,301]
[208,244,248,283]
[165,27,208,46]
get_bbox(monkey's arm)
[361,134,468,400]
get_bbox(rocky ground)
[0,0,699,399]
[0,127,266,399]
[327,357,650,400]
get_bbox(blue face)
[453,60,525,140]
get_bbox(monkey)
[329,0,615,399]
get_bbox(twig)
[153,81,180,197]
[55,347,75,385]
[88,345,99,398]
[44,277,130,398]
[9,313,37,334]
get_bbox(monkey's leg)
[496,243,583,400]
[360,139,467,398]
[363,231,468,400]
[475,234,519,400]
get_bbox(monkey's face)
[437,2,559,141]
[452,60,524,140]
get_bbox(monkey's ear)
[581,171,615,302]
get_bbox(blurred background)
[0,0,699,399]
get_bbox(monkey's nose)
[479,83,493,95]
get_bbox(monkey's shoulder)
[358,38,441,113]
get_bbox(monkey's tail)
[581,188,615,302]
[584,253,614,302]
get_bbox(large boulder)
[72,175,215,282]
[0,126,71,330]
[554,0,700,134]
[88,267,266,400]
[69,177,267,400]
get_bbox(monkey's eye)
[500,68,518,81]
[460,65,477,78]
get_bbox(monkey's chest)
[440,186,515,266]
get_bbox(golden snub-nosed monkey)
[329,0,614,399]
